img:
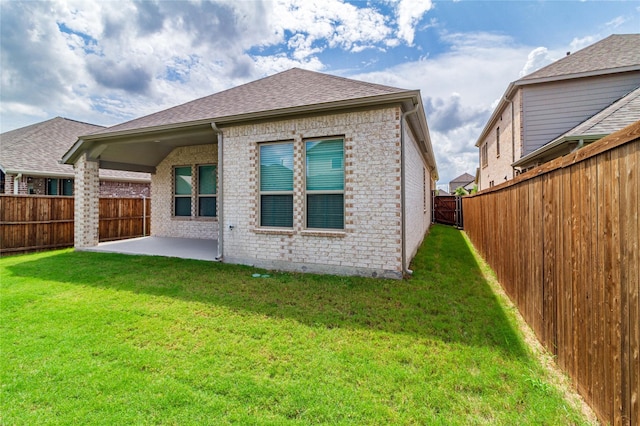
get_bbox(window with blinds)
[259,143,294,227]
[198,165,216,217]
[174,166,192,216]
[305,138,344,229]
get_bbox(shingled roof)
[520,34,640,82]
[0,117,149,181]
[90,68,412,136]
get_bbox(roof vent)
[566,51,571,56]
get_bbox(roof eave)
[63,91,421,165]
[474,82,516,147]
[516,65,640,86]
[512,134,606,168]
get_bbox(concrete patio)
[81,237,218,261]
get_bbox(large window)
[260,143,293,227]
[174,165,217,218]
[174,166,192,216]
[306,138,344,229]
[198,165,217,217]
[46,178,73,196]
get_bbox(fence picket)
[0,196,151,254]
[463,122,639,426]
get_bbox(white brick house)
[63,69,438,278]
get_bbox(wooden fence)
[99,197,151,242]
[463,121,639,426]
[0,196,151,254]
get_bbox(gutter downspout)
[14,173,22,195]
[211,123,224,261]
[400,102,419,277]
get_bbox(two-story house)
[476,34,640,190]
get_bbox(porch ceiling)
[81,123,217,173]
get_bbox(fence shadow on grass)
[5,225,528,358]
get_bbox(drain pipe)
[14,173,22,194]
[211,123,224,261]
[400,102,420,277]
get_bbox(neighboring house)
[514,86,640,169]
[476,34,640,190]
[448,172,475,194]
[0,117,150,196]
[62,68,439,278]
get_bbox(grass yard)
[1,225,590,425]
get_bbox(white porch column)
[74,153,100,248]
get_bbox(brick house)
[62,68,439,278]
[476,34,640,190]
[448,172,475,194]
[0,117,150,197]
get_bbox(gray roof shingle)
[90,68,412,135]
[0,117,149,180]
[449,172,475,185]
[520,34,640,82]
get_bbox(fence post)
[142,196,147,237]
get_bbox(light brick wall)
[479,89,523,190]
[73,153,100,248]
[221,107,404,278]
[151,144,218,239]
[403,125,432,263]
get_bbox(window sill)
[300,230,346,238]
[254,228,295,236]
[171,216,218,221]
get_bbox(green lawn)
[1,225,589,425]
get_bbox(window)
[198,165,217,217]
[306,138,344,229]
[174,166,192,216]
[481,143,488,168]
[496,127,500,157]
[62,179,73,196]
[46,178,73,196]
[260,143,294,227]
[47,178,59,195]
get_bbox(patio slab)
[82,237,218,261]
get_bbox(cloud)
[519,46,554,77]
[351,32,531,185]
[424,94,489,134]
[395,0,434,45]
[86,58,153,94]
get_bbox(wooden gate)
[432,194,463,228]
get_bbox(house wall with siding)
[522,72,640,154]
[151,144,218,239]
[220,106,407,278]
[479,89,523,190]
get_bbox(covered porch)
[62,122,222,251]
[82,236,218,261]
